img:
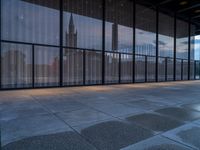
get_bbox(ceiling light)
[194,9,200,13]
[179,1,188,5]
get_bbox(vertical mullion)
[173,13,176,81]
[59,0,63,87]
[194,61,196,80]
[32,45,34,88]
[83,50,86,85]
[188,21,191,80]
[145,56,147,82]
[181,59,183,80]
[0,0,1,89]
[133,0,136,83]
[199,61,200,80]
[119,53,121,83]
[156,7,159,82]
[102,0,105,85]
[165,57,168,81]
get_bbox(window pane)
[85,51,102,85]
[1,0,60,45]
[105,0,133,53]
[176,20,188,59]
[1,43,32,88]
[63,0,103,50]
[176,59,182,80]
[158,13,174,57]
[190,25,196,60]
[34,46,60,87]
[135,4,156,56]
[147,56,156,82]
[183,60,188,80]
[120,54,133,83]
[63,48,83,85]
[105,52,119,83]
[135,55,145,82]
[158,57,166,81]
[167,58,174,81]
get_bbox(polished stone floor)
[1,81,200,150]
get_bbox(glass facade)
[1,0,60,45]
[0,0,199,89]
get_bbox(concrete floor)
[1,81,200,150]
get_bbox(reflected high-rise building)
[112,22,118,51]
[66,14,77,47]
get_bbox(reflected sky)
[195,35,200,60]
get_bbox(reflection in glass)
[1,0,60,45]
[34,46,60,87]
[158,58,165,81]
[190,60,195,80]
[135,55,145,82]
[176,59,182,80]
[85,51,102,85]
[1,43,32,88]
[63,49,83,85]
[167,58,174,80]
[120,54,133,83]
[105,0,133,53]
[105,52,119,83]
[176,20,189,59]
[135,4,156,56]
[158,13,174,57]
[190,25,196,60]
[63,0,103,50]
[147,56,156,82]
[183,60,188,80]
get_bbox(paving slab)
[36,99,89,113]
[126,113,184,132]
[1,114,71,146]
[155,107,200,121]
[0,100,49,121]
[182,103,200,112]
[163,123,200,149]
[121,135,193,150]
[2,131,97,150]
[79,120,153,150]
[89,103,143,117]
[55,108,112,127]
[124,100,166,111]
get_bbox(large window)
[1,43,32,88]
[158,13,174,81]
[63,0,103,50]
[1,0,60,45]
[176,19,189,59]
[63,48,83,85]
[135,4,156,56]
[158,13,174,57]
[105,0,133,53]
[34,46,60,87]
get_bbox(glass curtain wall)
[190,25,196,80]
[176,19,189,80]
[1,43,32,88]
[62,0,103,85]
[105,0,133,83]
[1,0,60,88]
[135,4,156,82]
[158,12,174,81]
[0,0,198,89]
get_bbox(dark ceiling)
[138,0,200,33]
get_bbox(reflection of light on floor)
[0,80,199,97]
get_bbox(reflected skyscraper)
[112,22,118,51]
[66,14,77,47]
